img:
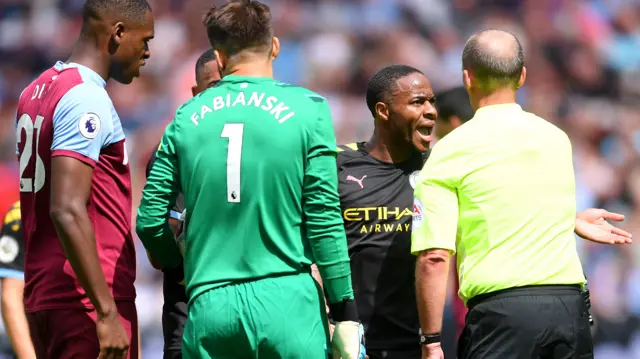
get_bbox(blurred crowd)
[0,0,639,357]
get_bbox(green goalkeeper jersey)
[137,75,353,304]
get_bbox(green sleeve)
[302,99,354,304]
[135,118,182,268]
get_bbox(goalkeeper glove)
[328,300,366,359]
[331,321,366,359]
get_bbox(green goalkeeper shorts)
[182,271,330,359]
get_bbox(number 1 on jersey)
[221,123,244,203]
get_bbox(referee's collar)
[474,103,522,117]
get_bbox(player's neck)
[223,57,274,79]
[471,88,517,112]
[68,38,110,82]
[366,132,413,164]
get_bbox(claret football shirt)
[16,61,135,312]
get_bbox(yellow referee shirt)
[411,103,585,304]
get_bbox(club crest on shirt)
[78,112,101,139]
[0,235,19,263]
[412,197,425,230]
[409,171,420,189]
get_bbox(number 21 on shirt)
[221,123,244,203]
[16,113,45,193]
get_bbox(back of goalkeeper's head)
[434,86,474,140]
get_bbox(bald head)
[462,29,524,91]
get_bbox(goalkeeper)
[136,1,364,358]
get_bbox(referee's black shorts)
[458,285,593,359]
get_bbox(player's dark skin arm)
[49,157,118,319]
[415,249,449,340]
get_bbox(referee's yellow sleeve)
[411,177,458,255]
[411,145,460,255]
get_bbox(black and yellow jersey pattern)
[0,201,25,278]
[337,142,429,350]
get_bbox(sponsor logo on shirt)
[343,206,413,233]
[78,112,101,139]
[412,197,425,230]
[346,174,367,189]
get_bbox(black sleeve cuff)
[328,299,359,322]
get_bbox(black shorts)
[458,285,594,359]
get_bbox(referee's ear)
[517,66,527,89]
[375,102,389,122]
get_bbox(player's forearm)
[50,204,117,317]
[1,280,36,359]
[415,249,450,335]
[310,234,352,304]
[310,237,353,305]
[143,218,182,271]
[304,155,358,322]
[137,139,182,268]
[304,155,353,304]
[136,213,181,268]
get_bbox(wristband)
[328,299,359,322]
[419,329,441,345]
[169,210,182,220]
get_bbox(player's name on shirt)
[343,206,413,233]
[189,91,296,126]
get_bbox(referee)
[411,29,632,359]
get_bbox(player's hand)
[96,310,129,359]
[331,321,366,359]
[575,208,633,245]
[422,343,444,359]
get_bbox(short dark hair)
[195,49,216,80]
[82,0,151,24]
[203,0,273,57]
[366,64,423,115]
[462,29,524,90]
[436,87,473,123]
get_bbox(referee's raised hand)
[575,208,633,244]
